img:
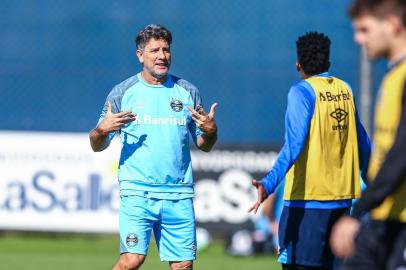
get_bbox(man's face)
[353,15,392,59]
[137,38,171,78]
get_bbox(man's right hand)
[89,102,136,152]
[96,102,137,135]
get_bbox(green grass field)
[0,233,279,270]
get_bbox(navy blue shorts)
[278,206,349,268]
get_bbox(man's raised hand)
[97,102,137,135]
[188,102,218,135]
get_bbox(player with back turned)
[330,1,406,269]
[89,24,218,270]
[249,32,371,270]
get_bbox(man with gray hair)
[89,24,218,270]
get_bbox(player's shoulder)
[331,76,354,94]
[172,75,200,95]
[291,80,314,95]
[108,74,140,97]
[331,76,350,85]
[288,80,316,102]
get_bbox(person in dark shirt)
[330,1,406,269]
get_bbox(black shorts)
[278,206,349,269]
[343,219,406,270]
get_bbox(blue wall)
[0,0,382,145]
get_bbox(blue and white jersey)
[98,73,203,198]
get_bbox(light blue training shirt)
[97,73,203,199]
[260,72,371,209]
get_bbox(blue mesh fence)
[0,0,382,145]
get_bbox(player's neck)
[300,70,311,80]
[141,70,167,85]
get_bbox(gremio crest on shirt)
[126,233,138,247]
[170,99,183,112]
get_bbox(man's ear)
[386,14,404,35]
[136,49,144,64]
[296,62,301,72]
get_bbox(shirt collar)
[312,72,330,78]
[388,55,406,71]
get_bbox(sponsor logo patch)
[319,91,351,102]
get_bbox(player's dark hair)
[296,32,331,76]
[135,24,172,51]
[349,0,406,27]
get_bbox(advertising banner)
[0,132,278,235]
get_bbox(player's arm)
[352,85,406,218]
[355,108,371,182]
[188,103,218,152]
[90,128,111,152]
[249,84,315,213]
[89,102,136,152]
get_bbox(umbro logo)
[330,108,348,123]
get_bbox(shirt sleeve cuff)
[260,177,274,196]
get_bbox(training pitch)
[0,233,279,270]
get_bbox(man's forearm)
[89,127,110,152]
[197,132,217,152]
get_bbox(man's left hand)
[330,215,361,258]
[188,103,218,135]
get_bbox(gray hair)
[135,24,172,51]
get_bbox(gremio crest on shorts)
[126,233,138,247]
[170,99,183,112]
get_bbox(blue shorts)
[119,194,196,261]
[278,206,349,268]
